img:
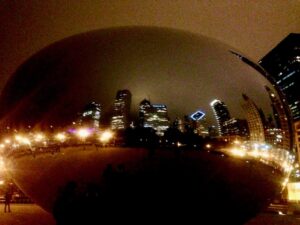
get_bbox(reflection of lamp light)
[231,148,246,157]
[55,133,66,142]
[206,144,211,149]
[34,133,45,142]
[22,138,31,146]
[233,140,240,145]
[15,135,31,146]
[76,128,90,141]
[100,131,113,143]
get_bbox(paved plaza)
[0,204,55,225]
[0,203,299,225]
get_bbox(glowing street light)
[205,144,211,149]
[231,148,246,157]
[177,142,182,147]
[100,130,113,143]
[76,128,90,141]
[15,135,22,142]
[34,133,45,142]
[55,133,67,142]
[22,137,31,146]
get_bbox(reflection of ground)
[7,147,285,224]
[0,203,299,225]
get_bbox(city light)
[55,133,67,142]
[22,137,31,146]
[15,135,22,142]
[205,144,211,149]
[233,140,240,145]
[100,130,113,143]
[34,133,45,142]
[76,128,91,141]
[231,148,246,157]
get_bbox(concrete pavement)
[0,204,55,225]
[0,203,300,225]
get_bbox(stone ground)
[0,203,299,225]
[247,213,300,225]
[0,204,55,225]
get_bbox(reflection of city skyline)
[0,29,296,157]
[0,7,298,225]
[0,27,275,129]
[77,85,288,147]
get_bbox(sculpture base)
[7,146,283,224]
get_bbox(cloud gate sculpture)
[0,27,295,225]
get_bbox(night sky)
[0,27,275,127]
[0,0,299,95]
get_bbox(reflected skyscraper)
[242,94,265,143]
[223,118,249,138]
[173,117,185,133]
[265,86,291,150]
[139,99,152,127]
[139,100,170,136]
[259,33,300,122]
[189,110,209,137]
[210,99,231,136]
[79,102,101,128]
[111,90,132,130]
[230,50,295,152]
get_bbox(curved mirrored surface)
[0,27,295,224]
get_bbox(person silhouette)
[4,187,12,213]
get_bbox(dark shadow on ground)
[52,150,281,225]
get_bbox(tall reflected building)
[139,99,152,127]
[173,117,185,133]
[265,86,291,150]
[210,99,231,136]
[80,102,101,128]
[265,128,284,148]
[259,33,300,122]
[189,110,209,137]
[139,100,170,135]
[194,120,209,137]
[242,94,265,143]
[111,90,132,130]
[295,121,300,156]
[223,118,249,138]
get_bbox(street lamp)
[76,128,90,142]
[99,130,114,146]
[55,133,67,143]
[34,133,45,142]
[205,144,211,149]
